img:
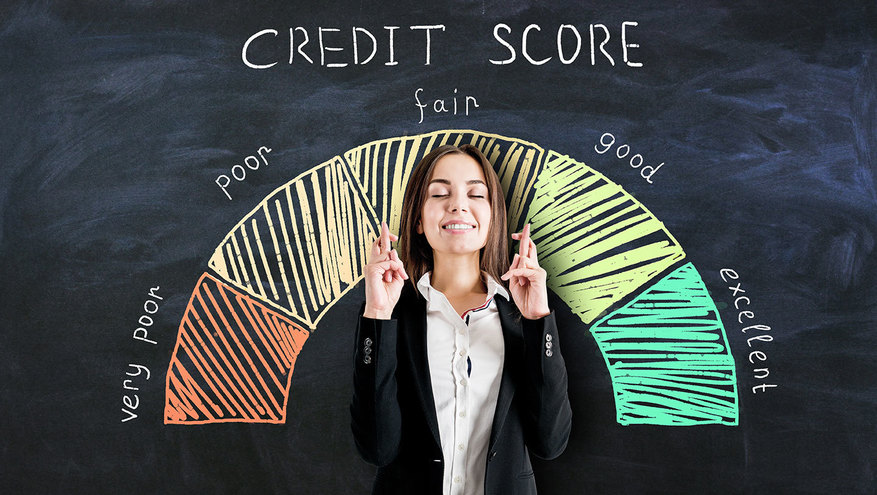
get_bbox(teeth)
[443,224,474,230]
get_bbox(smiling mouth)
[442,224,475,230]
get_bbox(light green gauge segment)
[590,262,739,426]
[527,150,686,325]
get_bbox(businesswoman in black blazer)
[351,144,572,495]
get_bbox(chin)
[437,241,487,256]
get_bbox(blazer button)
[363,355,372,364]
[545,333,553,342]
[364,337,373,346]
[489,451,497,462]
[545,349,553,357]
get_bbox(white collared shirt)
[417,272,509,495]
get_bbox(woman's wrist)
[363,306,393,320]
[523,308,551,320]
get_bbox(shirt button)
[459,411,466,418]
[459,378,467,386]
[458,329,465,335]
[457,443,465,451]
[454,476,462,483]
[459,350,466,357]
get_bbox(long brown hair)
[397,144,509,292]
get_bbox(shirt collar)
[416,271,510,304]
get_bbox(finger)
[527,238,538,263]
[370,259,405,275]
[371,237,381,259]
[524,223,532,258]
[504,267,539,283]
[516,254,524,286]
[506,259,539,277]
[503,271,524,287]
[395,263,408,282]
[504,269,525,286]
[382,251,394,282]
[390,249,409,280]
[380,221,390,254]
[370,240,393,263]
[515,255,546,278]
[372,252,391,264]
[371,260,407,283]
[519,223,531,259]
[385,256,405,283]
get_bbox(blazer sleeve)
[519,311,573,460]
[350,309,402,467]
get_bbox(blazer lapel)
[489,295,520,450]
[403,292,442,447]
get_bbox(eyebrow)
[428,179,486,185]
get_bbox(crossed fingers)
[502,223,544,285]
[370,221,408,283]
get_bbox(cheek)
[477,204,492,232]
[421,204,438,230]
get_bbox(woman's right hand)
[363,221,408,319]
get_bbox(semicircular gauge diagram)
[164,129,739,427]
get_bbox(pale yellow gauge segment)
[208,156,379,329]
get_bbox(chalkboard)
[1,1,875,493]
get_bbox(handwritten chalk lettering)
[414,88,479,124]
[121,363,151,422]
[133,286,163,345]
[243,25,445,69]
[719,268,778,394]
[216,146,272,201]
[489,21,642,67]
[594,132,664,184]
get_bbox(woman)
[351,144,572,495]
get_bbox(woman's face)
[417,153,491,258]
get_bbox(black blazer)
[350,285,572,495]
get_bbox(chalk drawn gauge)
[164,130,739,427]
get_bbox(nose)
[449,191,469,212]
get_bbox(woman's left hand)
[501,223,551,319]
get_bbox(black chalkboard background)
[1,1,875,493]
